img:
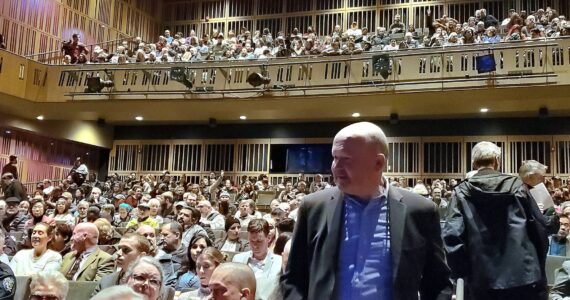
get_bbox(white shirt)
[10,249,62,276]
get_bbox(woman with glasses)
[29,270,69,300]
[125,256,164,300]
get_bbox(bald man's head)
[209,262,256,300]
[71,222,100,253]
[332,122,388,199]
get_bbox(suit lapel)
[388,187,406,284]
[77,248,100,278]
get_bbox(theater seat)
[162,285,175,300]
[67,281,98,299]
[546,255,570,286]
[14,275,31,300]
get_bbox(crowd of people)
[0,133,566,299]
[58,6,570,65]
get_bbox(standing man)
[281,122,451,300]
[1,156,18,180]
[443,141,548,299]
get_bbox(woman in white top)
[50,199,75,226]
[10,222,62,276]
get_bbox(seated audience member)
[235,200,260,227]
[550,260,570,300]
[126,203,160,229]
[179,247,225,300]
[198,200,225,230]
[233,219,282,300]
[93,233,151,295]
[276,218,295,233]
[274,232,293,257]
[136,224,177,287]
[148,198,164,225]
[90,285,144,300]
[50,198,75,226]
[26,199,55,229]
[215,217,250,253]
[87,206,101,222]
[549,214,570,256]
[0,259,14,298]
[50,223,73,256]
[2,197,27,232]
[159,222,187,266]
[10,222,62,276]
[100,204,115,223]
[281,240,292,273]
[29,270,69,300]
[75,200,90,223]
[113,203,133,227]
[176,234,212,291]
[0,231,8,264]
[59,222,114,281]
[125,256,164,300]
[209,262,256,300]
[178,205,207,247]
[94,218,121,246]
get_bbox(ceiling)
[1,84,570,125]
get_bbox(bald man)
[197,200,225,230]
[281,122,452,300]
[60,222,114,281]
[209,262,256,300]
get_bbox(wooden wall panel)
[0,0,161,58]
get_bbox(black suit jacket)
[281,186,452,300]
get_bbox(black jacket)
[443,169,548,299]
[281,186,452,300]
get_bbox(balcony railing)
[1,37,570,103]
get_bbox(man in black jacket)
[1,174,25,201]
[443,141,548,300]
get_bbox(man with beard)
[59,222,114,281]
[2,173,26,201]
[0,197,21,255]
[177,204,207,248]
[159,222,187,265]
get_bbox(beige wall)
[0,112,113,149]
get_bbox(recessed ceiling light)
[5,130,11,134]
[480,108,489,113]
[240,115,247,120]
[85,152,89,155]
[135,116,144,121]
[352,112,361,118]
[36,115,44,120]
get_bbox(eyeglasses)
[131,274,161,288]
[30,295,60,300]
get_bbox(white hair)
[91,285,144,300]
[471,141,501,168]
[30,271,69,300]
[148,198,160,206]
[518,160,548,179]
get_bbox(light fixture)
[85,152,89,155]
[36,115,44,120]
[352,112,361,118]
[246,72,271,87]
[135,116,144,121]
[5,130,11,134]
[240,115,247,120]
[85,75,114,93]
[480,108,489,113]
[170,67,193,89]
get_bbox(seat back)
[14,276,30,300]
[546,255,570,285]
[68,281,98,300]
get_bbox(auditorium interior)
[1,0,570,298]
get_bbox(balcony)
[1,38,570,122]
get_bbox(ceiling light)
[135,116,144,121]
[352,112,361,118]
[36,115,44,120]
[5,130,11,134]
[240,115,247,120]
[480,108,489,113]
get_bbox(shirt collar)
[345,177,390,203]
[81,245,98,258]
